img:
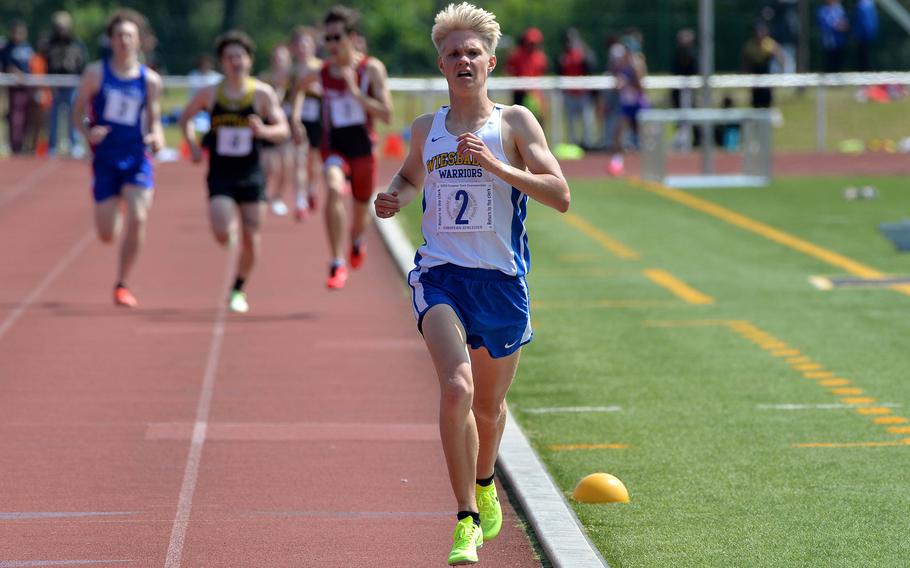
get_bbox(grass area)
[396,175,910,567]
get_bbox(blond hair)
[431,3,501,54]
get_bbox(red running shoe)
[114,286,138,308]
[326,264,349,290]
[350,243,366,270]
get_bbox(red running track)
[0,157,541,567]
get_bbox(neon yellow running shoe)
[447,516,483,565]
[228,290,249,313]
[476,483,502,541]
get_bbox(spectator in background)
[43,11,87,156]
[24,40,51,154]
[742,21,783,108]
[599,34,624,153]
[769,0,799,73]
[854,0,878,71]
[670,28,697,150]
[558,28,595,148]
[817,0,849,72]
[609,29,647,175]
[505,27,548,118]
[1,19,34,154]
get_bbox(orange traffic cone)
[382,133,406,160]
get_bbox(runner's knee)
[473,399,506,426]
[440,370,473,412]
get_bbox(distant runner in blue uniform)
[72,8,164,308]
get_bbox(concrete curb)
[373,214,609,568]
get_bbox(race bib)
[103,90,142,126]
[301,97,320,122]
[329,93,366,128]
[436,182,494,233]
[216,126,254,157]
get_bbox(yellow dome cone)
[572,473,630,503]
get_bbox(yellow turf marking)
[820,379,851,387]
[875,416,909,425]
[642,269,715,305]
[772,349,801,357]
[832,388,863,395]
[803,371,834,379]
[563,213,640,260]
[857,407,892,415]
[546,443,630,451]
[786,356,813,364]
[841,397,876,405]
[631,177,910,297]
[759,342,788,350]
[793,363,823,371]
[794,440,910,449]
[888,426,910,434]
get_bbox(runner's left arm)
[250,82,290,144]
[456,105,570,213]
[144,70,166,154]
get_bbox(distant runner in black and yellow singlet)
[179,30,289,313]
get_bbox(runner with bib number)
[295,6,392,290]
[373,4,570,564]
[71,8,165,308]
[179,30,289,314]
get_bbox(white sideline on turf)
[522,406,622,414]
[373,213,609,568]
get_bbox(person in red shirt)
[295,6,392,290]
[505,27,548,117]
[558,27,595,148]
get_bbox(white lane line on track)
[0,229,94,342]
[163,254,233,568]
[0,161,62,209]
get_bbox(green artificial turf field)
[396,175,910,567]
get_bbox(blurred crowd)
[0,1,885,158]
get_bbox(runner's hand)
[374,190,400,218]
[248,115,265,138]
[144,132,164,154]
[456,132,497,170]
[340,65,359,92]
[291,121,304,146]
[87,125,111,146]
[189,143,203,164]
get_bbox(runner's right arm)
[71,62,109,146]
[178,85,215,163]
[374,114,432,218]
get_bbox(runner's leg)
[323,162,347,262]
[470,348,520,479]
[116,184,153,284]
[422,304,479,513]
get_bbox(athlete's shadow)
[3,301,317,324]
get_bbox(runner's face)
[110,22,140,59]
[438,30,495,92]
[324,22,353,60]
[221,44,252,78]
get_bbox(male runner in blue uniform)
[72,8,164,307]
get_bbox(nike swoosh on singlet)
[431,135,446,142]
[504,340,519,349]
